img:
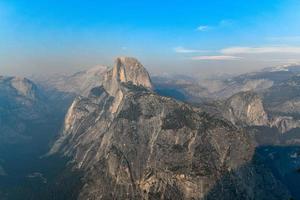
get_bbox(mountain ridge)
[50,57,290,200]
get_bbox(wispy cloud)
[185,45,300,62]
[174,46,208,53]
[191,55,241,61]
[196,25,211,32]
[221,46,300,55]
[267,36,300,42]
[196,19,233,32]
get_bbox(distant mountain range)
[35,65,108,96]
[2,59,300,199]
[48,58,295,199]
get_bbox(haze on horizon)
[1,0,300,78]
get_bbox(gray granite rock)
[51,57,290,200]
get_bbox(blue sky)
[1,0,300,77]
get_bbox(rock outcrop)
[0,76,40,102]
[10,77,39,100]
[104,57,153,92]
[270,116,300,134]
[102,57,153,113]
[223,92,269,127]
[50,57,290,200]
[222,91,300,135]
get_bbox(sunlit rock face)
[104,57,153,96]
[270,116,300,134]
[102,57,153,113]
[223,92,269,127]
[222,91,300,137]
[50,57,290,200]
[106,57,153,91]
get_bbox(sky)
[1,0,300,78]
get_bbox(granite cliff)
[50,57,290,200]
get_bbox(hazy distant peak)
[35,65,109,96]
[84,65,108,75]
[10,77,37,98]
[262,63,300,73]
[0,76,38,100]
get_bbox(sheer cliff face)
[102,57,153,113]
[50,58,289,200]
[105,57,153,91]
[223,92,269,127]
[223,91,300,136]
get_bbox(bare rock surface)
[50,57,291,200]
[223,91,269,127]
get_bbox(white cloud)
[196,19,233,32]
[196,25,211,32]
[221,46,300,55]
[191,55,241,61]
[174,46,208,53]
[184,45,300,62]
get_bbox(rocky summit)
[0,76,46,144]
[50,57,289,200]
[0,76,40,102]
